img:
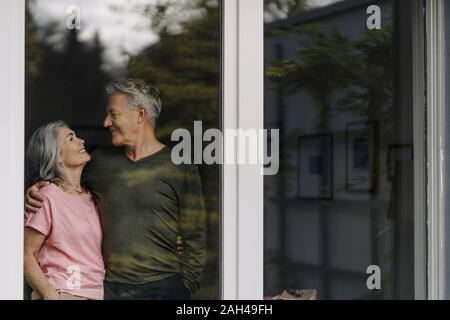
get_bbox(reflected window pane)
[25,0,220,300]
[264,0,422,299]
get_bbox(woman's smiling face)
[57,126,91,170]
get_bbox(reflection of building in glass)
[264,0,416,299]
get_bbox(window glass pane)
[264,0,423,299]
[25,0,220,300]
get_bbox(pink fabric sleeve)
[24,197,52,236]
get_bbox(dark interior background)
[264,0,422,299]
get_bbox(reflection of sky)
[31,0,159,74]
[306,0,345,7]
[30,0,344,71]
[265,0,345,23]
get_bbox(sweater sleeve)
[178,165,207,294]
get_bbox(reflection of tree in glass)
[25,1,42,80]
[266,24,394,193]
[336,27,394,137]
[267,25,351,130]
[25,1,110,140]
[266,24,393,134]
[266,25,355,201]
[126,0,221,299]
[127,0,220,141]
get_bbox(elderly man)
[25,78,207,300]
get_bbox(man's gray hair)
[26,120,68,184]
[106,78,162,124]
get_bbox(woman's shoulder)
[38,183,60,199]
[38,183,95,208]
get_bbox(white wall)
[0,0,25,300]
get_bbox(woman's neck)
[58,166,84,194]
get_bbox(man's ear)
[137,106,147,123]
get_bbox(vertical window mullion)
[426,0,445,301]
[236,0,264,300]
[222,0,239,300]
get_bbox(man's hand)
[24,181,49,213]
[176,235,185,256]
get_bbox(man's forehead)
[106,93,126,110]
[106,100,118,111]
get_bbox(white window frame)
[222,0,264,300]
[0,0,25,300]
[0,0,443,300]
[426,0,446,300]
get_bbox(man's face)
[103,92,139,146]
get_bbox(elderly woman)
[24,121,104,300]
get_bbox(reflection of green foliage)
[267,24,394,189]
[267,25,354,130]
[128,0,220,142]
[266,23,394,197]
[127,0,221,299]
[336,28,394,137]
[25,1,41,80]
[266,24,393,126]
[25,4,111,140]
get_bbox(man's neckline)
[124,145,168,163]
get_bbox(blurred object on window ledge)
[268,289,317,300]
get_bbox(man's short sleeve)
[24,196,52,236]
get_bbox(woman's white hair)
[106,78,162,124]
[26,120,68,184]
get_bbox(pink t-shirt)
[24,183,105,300]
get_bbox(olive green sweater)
[83,145,206,293]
